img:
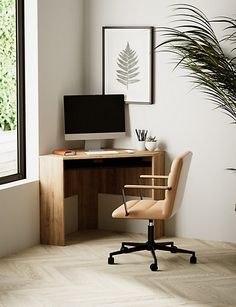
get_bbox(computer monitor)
[64,94,126,149]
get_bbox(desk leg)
[40,156,65,246]
[152,153,165,239]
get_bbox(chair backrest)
[162,151,192,219]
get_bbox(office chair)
[108,151,197,271]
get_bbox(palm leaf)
[156,4,236,123]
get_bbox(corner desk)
[39,150,165,246]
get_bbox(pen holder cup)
[137,141,146,151]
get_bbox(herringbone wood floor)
[0,230,236,306]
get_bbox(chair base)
[108,221,197,271]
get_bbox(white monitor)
[64,94,126,149]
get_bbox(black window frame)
[0,0,26,185]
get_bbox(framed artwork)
[102,26,154,104]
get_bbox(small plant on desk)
[145,136,157,151]
[146,136,157,142]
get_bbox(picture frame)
[102,26,154,104]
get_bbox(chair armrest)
[140,175,168,179]
[124,184,171,190]
[122,184,171,216]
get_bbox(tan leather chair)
[108,151,197,271]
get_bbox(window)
[0,0,25,184]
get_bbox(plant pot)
[145,141,157,151]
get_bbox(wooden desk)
[39,150,165,246]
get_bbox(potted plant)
[156,4,236,123]
[156,3,236,169]
[145,136,157,151]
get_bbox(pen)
[135,129,148,141]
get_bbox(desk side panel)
[40,156,65,245]
[152,152,165,238]
[152,152,165,199]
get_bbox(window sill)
[0,178,39,191]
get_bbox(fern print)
[116,42,140,89]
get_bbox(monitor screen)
[64,94,126,141]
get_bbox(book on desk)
[52,149,77,156]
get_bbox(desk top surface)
[41,149,164,161]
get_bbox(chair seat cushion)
[112,199,165,220]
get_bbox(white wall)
[0,182,39,257]
[84,0,236,242]
[38,0,85,154]
[38,0,85,234]
[0,0,39,257]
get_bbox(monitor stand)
[84,140,102,151]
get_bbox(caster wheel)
[171,246,177,253]
[190,255,197,264]
[150,263,158,271]
[108,256,114,265]
[120,246,128,252]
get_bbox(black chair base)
[108,221,197,271]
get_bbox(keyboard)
[85,150,119,155]
[84,149,134,155]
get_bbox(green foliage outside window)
[0,0,17,131]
